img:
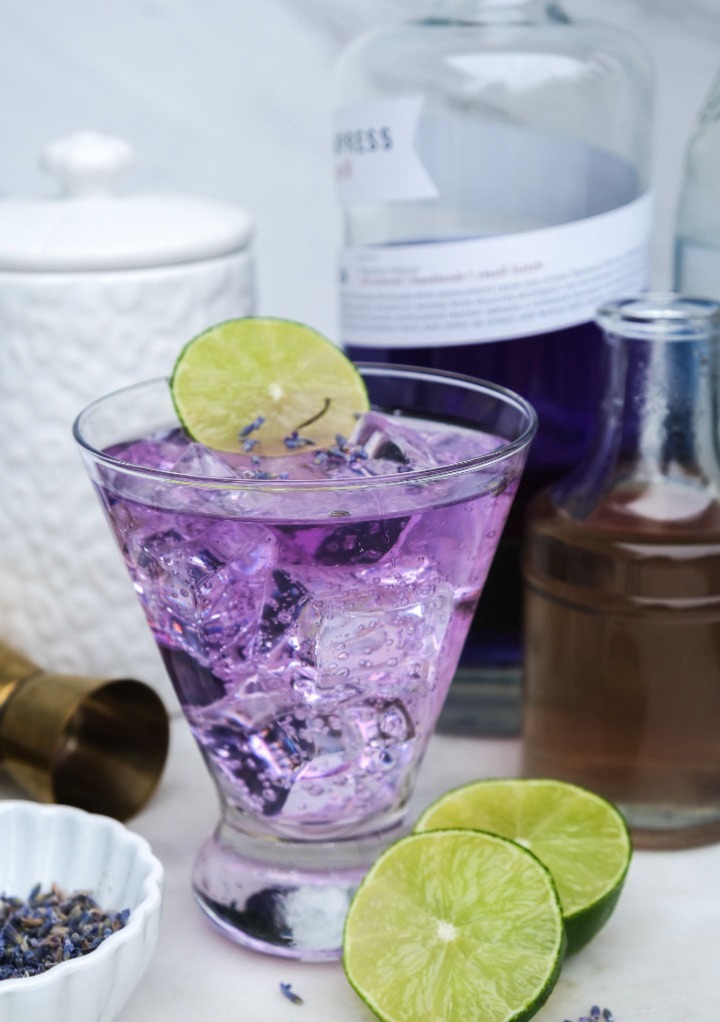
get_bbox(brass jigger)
[0,641,170,822]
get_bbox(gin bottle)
[675,67,720,298]
[333,0,655,714]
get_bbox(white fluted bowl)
[0,800,163,1021]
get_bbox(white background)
[0,0,718,340]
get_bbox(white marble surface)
[48,718,716,1022]
[0,0,718,340]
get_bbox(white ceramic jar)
[0,132,255,706]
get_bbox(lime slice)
[343,829,564,1022]
[415,779,631,954]
[169,317,369,456]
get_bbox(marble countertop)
[96,717,720,1022]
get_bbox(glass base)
[191,816,408,960]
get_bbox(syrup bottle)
[522,294,720,849]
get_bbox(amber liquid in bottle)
[523,482,720,848]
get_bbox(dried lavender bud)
[0,884,129,980]
[282,431,315,450]
[239,416,265,438]
[564,1011,615,1022]
[280,981,303,1005]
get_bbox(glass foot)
[191,818,406,960]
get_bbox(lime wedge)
[169,317,369,456]
[415,779,631,954]
[343,829,564,1022]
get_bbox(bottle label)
[334,96,439,204]
[338,192,653,346]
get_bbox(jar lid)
[0,132,253,271]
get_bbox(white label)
[334,96,439,205]
[339,193,653,346]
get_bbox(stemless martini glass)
[74,365,536,959]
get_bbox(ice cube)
[345,697,414,745]
[131,536,204,656]
[193,526,276,679]
[188,694,319,816]
[349,410,441,472]
[235,712,317,816]
[312,580,455,697]
[108,428,189,470]
[202,519,275,564]
[343,697,416,777]
[143,533,225,589]
[131,526,186,582]
[314,516,409,566]
[170,442,237,478]
[257,569,311,654]
[198,568,267,681]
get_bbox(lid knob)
[40,132,134,197]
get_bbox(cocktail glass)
[73,365,536,960]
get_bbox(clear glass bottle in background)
[332,0,655,732]
[522,294,720,850]
[675,67,720,298]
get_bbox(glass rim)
[73,363,538,492]
[596,292,720,341]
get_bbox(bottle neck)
[607,333,719,472]
[556,296,720,525]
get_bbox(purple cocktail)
[74,365,536,959]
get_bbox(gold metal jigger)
[0,641,170,821]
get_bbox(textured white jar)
[0,133,255,706]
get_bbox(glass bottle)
[522,294,720,849]
[675,67,720,298]
[333,0,655,727]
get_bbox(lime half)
[415,779,631,954]
[343,829,564,1022]
[170,317,369,456]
